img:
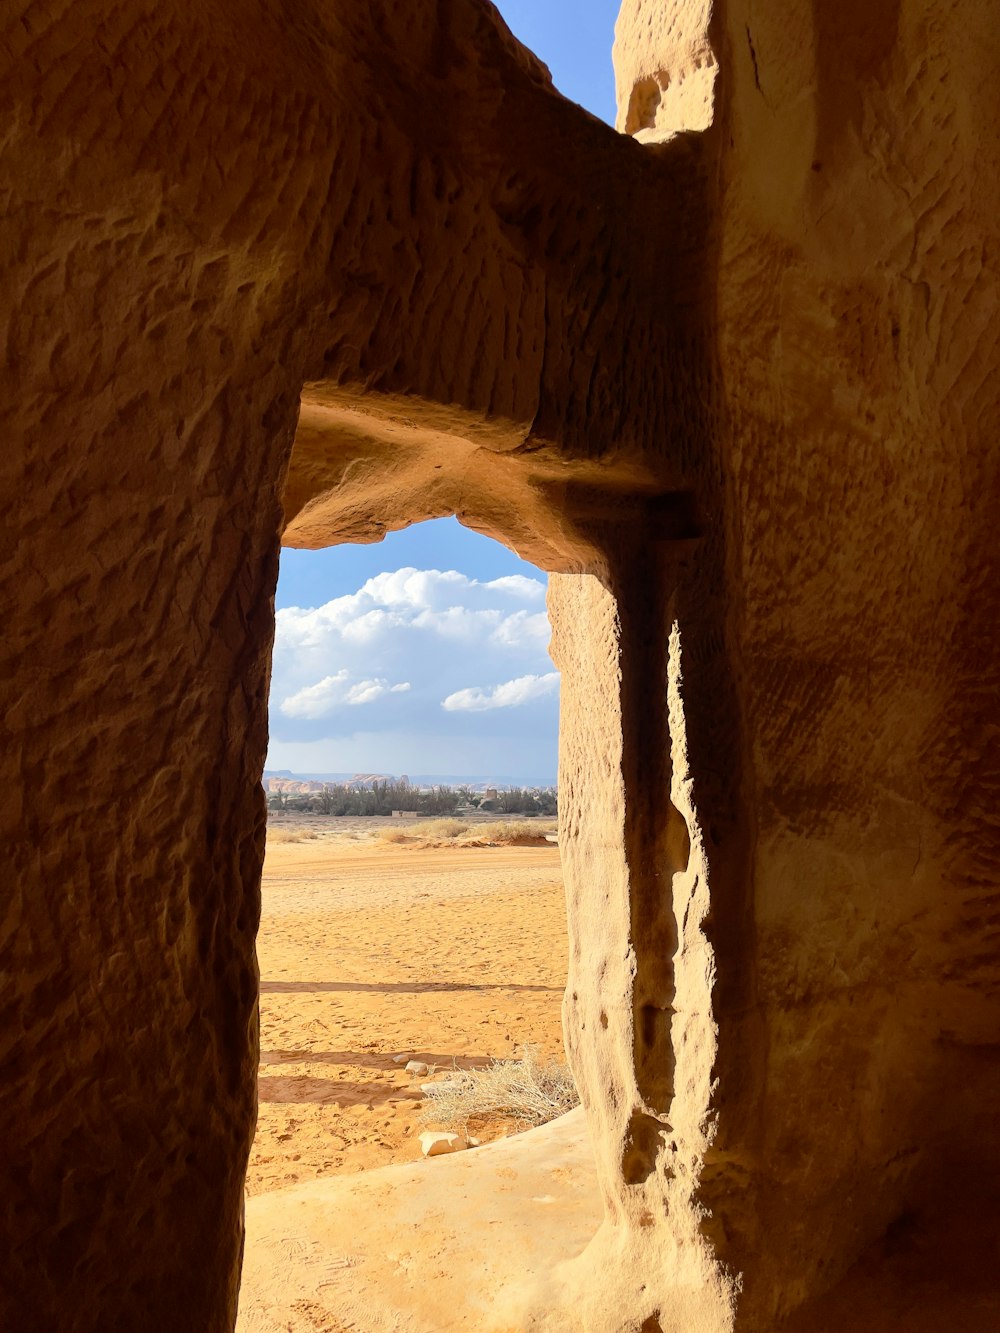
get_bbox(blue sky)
[266,2,621,784]
[490,0,619,123]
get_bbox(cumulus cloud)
[489,609,550,647]
[484,574,546,600]
[274,568,547,656]
[273,568,548,670]
[281,672,411,719]
[441,672,560,713]
[268,564,558,765]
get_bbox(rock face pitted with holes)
[2,1,997,1330]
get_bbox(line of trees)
[268,779,455,816]
[477,786,557,816]
[267,780,556,817]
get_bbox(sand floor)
[248,817,569,1194]
[238,1108,601,1333]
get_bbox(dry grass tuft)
[266,827,320,845]
[378,817,556,849]
[464,820,555,846]
[417,818,471,839]
[376,819,472,846]
[377,827,418,844]
[421,1047,579,1133]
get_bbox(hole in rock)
[625,75,664,135]
[241,518,600,1327]
[622,1109,672,1185]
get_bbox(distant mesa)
[262,769,555,793]
[263,769,394,794]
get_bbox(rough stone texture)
[614,0,717,139]
[1,1,997,1331]
[704,2,1000,1324]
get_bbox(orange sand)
[247,820,568,1194]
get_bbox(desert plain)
[238,812,579,1332]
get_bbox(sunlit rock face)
[1,1,997,1330]
[687,4,1000,1325]
[614,0,718,140]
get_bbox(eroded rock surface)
[2,1,997,1330]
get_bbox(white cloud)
[344,678,411,706]
[273,568,547,659]
[362,567,469,607]
[279,671,348,718]
[485,574,546,600]
[340,608,407,643]
[489,609,550,648]
[441,672,560,712]
[272,568,550,668]
[269,564,558,766]
[281,672,411,718]
[411,606,502,640]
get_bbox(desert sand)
[238,815,583,1332]
[247,817,569,1195]
[238,1107,601,1333]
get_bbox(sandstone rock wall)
[1,1,997,1330]
[709,2,1000,1319]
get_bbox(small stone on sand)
[419,1131,468,1157]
